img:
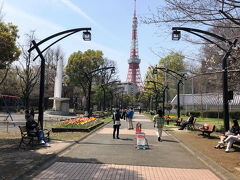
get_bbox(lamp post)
[152,66,186,119]
[84,66,115,117]
[28,28,91,129]
[109,86,124,108]
[145,80,168,116]
[100,80,120,111]
[172,27,238,131]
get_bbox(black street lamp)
[28,27,91,129]
[109,86,124,108]
[84,66,115,117]
[101,80,120,111]
[145,80,168,116]
[172,27,238,131]
[144,87,160,112]
[153,66,186,119]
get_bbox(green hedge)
[187,110,240,119]
[202,111,223,118]
[185,111,201,117]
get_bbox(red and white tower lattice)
[126,0,143,91]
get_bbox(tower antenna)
[134,0,136,17]
[126,0,143,92]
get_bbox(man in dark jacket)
[178,112,194,130]
[113,108,121,139]
[26,114,50,147]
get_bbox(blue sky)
[1,0,200,81]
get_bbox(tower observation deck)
[126,0,143,92]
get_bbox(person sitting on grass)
[215,119,239,150]
[178,112,194,130]
[26,114,50,147]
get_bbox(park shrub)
[186,111,201,117]
[189,110,240,119]
[202,111,223,118]
[229,111,240,119]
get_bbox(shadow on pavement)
[58,156,104,164]
[77,142,134,146]
[119,138,133,141]
[232,144,240,152]
[198,134,219,139]
[161,139,179,143]
[0,137,54,180]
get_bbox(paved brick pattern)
[97,128,168,136]
[34,162,220,180]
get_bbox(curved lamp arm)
[28,27,91,61]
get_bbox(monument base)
[47,97,70,116]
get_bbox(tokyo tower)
[126,0,143,91]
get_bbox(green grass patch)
[144,113,226,131]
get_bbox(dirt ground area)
[0,131,81,179]
[171,129,240,179]
[0,118,111,179]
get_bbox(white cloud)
[61,0,104,30]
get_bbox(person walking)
[25,109,29,121]
[139,107,142,114]
[153,109,165,142]
[30,108,35,118]
[122,108,127,120]
[113,108,121,139]
[127,107,134,130]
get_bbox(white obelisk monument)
[49,58,70,115]
[54,57,63,99]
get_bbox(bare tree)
[142,0,240,93]
[16,31,40,109]
[141,0,240,29]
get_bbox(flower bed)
[164,115,175,119]
[164,115,176,121]
[52,117,104,132]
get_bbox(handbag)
[115,120,121,125]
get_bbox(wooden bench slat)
[18,126,50,149]
[199,125,215,137]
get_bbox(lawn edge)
[167,130,239,180]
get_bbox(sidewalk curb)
[15,119,113,180]
[167,130,239,180]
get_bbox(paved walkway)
[34,114,220,180]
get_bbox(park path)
[33,113,220,180]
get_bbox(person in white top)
[153,109,165,142]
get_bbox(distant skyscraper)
[126,0,143,92]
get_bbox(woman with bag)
[113,108,121,139]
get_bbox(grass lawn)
[0,116,113,146]
[172,130,240,179]
[144,112,226,132]
[0,115,112,179]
